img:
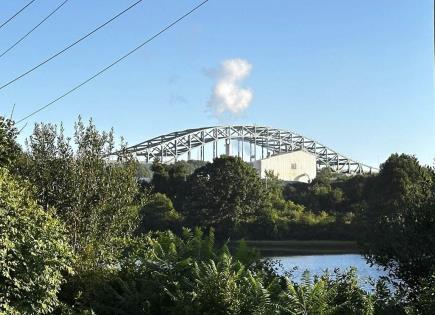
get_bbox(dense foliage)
[150,158,348,240]
[150,160,207,210]
[136,192,182,233]
[359,154,435,312]
[20,118,139,269]
[0,116,21,171]
[0,167,73,314]
[183,156,271,235]
[60,229,381,315]
[0,115,434,314]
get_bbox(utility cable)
[0,0,37,30]
[0,0,144,91]
[16,0,209,124]
[0,0,70,59]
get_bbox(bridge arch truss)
[120,125,376,174]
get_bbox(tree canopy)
[183,156,271,236]
[0,167,73,314]
[0,116,21,171]
[136,192,182,233]
[360,154,435,309]
[20,117,140,268]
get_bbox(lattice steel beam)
[114,125,377,174]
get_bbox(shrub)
[0,167,73,314]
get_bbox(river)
[269,254,388,290]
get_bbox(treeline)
[142,155,372,241]
[1,116,434,314]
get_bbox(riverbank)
[234,240,360,256]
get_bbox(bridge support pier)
[225,139,231,156]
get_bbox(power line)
[0,0,70,59]
[0,0,37,30]
[9,104,16,120]
[16,0,210,124]
[0,0,144,91]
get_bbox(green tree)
[150,159,170,194]
[0,116,21,171]
[20,117,139,268]
[183,156,271,236]
[264,170,283,199]
[0,167,73,314]
[360,154,435,309]
[284,168,345,214]
[151,160,198,210]
[136,192,182,233]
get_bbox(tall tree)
[151,160,198,210]
[21,117,139,268]
[183,156,271,236]
[0,167,73,314]
[360,154,435,308]
[0,116,21,171]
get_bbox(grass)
[233,240,360,256]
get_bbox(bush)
[59,228,403,315]
[0,167,73,314]
[136,192,182,233]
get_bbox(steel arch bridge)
[119,125,377,174]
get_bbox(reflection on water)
[270,254,388,291]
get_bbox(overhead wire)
[16,0,210,124]
[9,104,16,120]
[0,0,71,59]
[0,0,37,30]
[0,0,144,91]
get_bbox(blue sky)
[0,0,433,167]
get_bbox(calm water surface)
[270,254,387,290]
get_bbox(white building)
[251,150,317,183]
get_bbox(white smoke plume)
[208,58,253,116]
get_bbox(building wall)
[252,150,317,183]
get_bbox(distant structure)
[114,125,377,181]
[251,150,316,183]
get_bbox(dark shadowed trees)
[136,192,182,233]
[151,159,206,211]
[360,154,435,310]
[183,156,271,236]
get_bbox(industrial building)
[251,150,317,183]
